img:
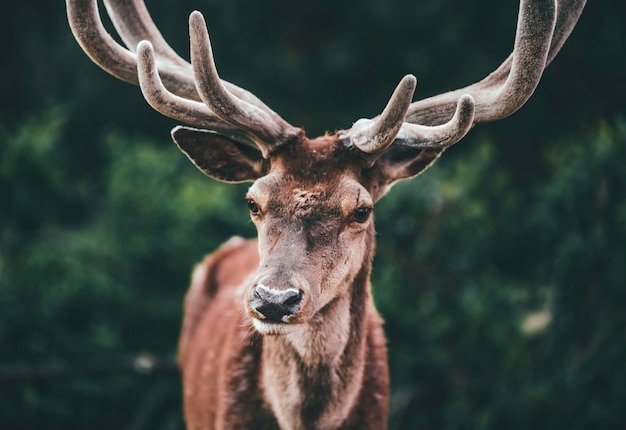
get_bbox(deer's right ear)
[171,126,268,183]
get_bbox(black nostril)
[283,290,303,307]
[250,285,304,323]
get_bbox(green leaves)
[0,110,253,429]
[374,119,626,429]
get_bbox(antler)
[66,0,300,154]
[68,0,585,160]
[341,0,586,156]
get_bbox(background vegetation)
[1,0,625,429]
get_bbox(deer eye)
[246,199,260,215]
[353,207,372,223]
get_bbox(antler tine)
[475,0,556,120]
[101,0,274,111]
[343,75,416,154]
[66,0,200,101]
[189,11,300,153]
[136,40,234,131]
[102,0,188,69]
[545,0,586,64]
[67,0,199,100]
[67,0,143,86]
[406,0,586,127]
[343,76,476,155]
[67,0,238,131]
[395,95,475,149]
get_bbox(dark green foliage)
[374,119,626,429]
[1,0,625,428]
[0,110,252,429]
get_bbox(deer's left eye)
[353,207,372,223]
[246,199,260,215]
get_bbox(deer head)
[67,0,585,338]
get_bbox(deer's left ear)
[171,126,268,183]
[374,146,445,185]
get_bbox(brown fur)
[179,136,391,429]
[179,239,389,429]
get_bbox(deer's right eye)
[246,199,260,215]
[353,207,372,223]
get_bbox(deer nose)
[250,284,304,323]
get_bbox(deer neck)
[261,254,373,430]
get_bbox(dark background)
[1,1,625,429]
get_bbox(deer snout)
[250,284,304,323]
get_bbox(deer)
[66,0,585,428]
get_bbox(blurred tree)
[374,119,626,429]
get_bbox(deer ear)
[171,126,268,183]
[375,146,445,184]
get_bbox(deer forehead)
[248,173,372,217]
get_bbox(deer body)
[66,0,585,428]
[179,137,390,429]
[180,238,388,429]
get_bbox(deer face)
[220,136,375,335]
[244,162,374,335]
[169,128,447,336]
